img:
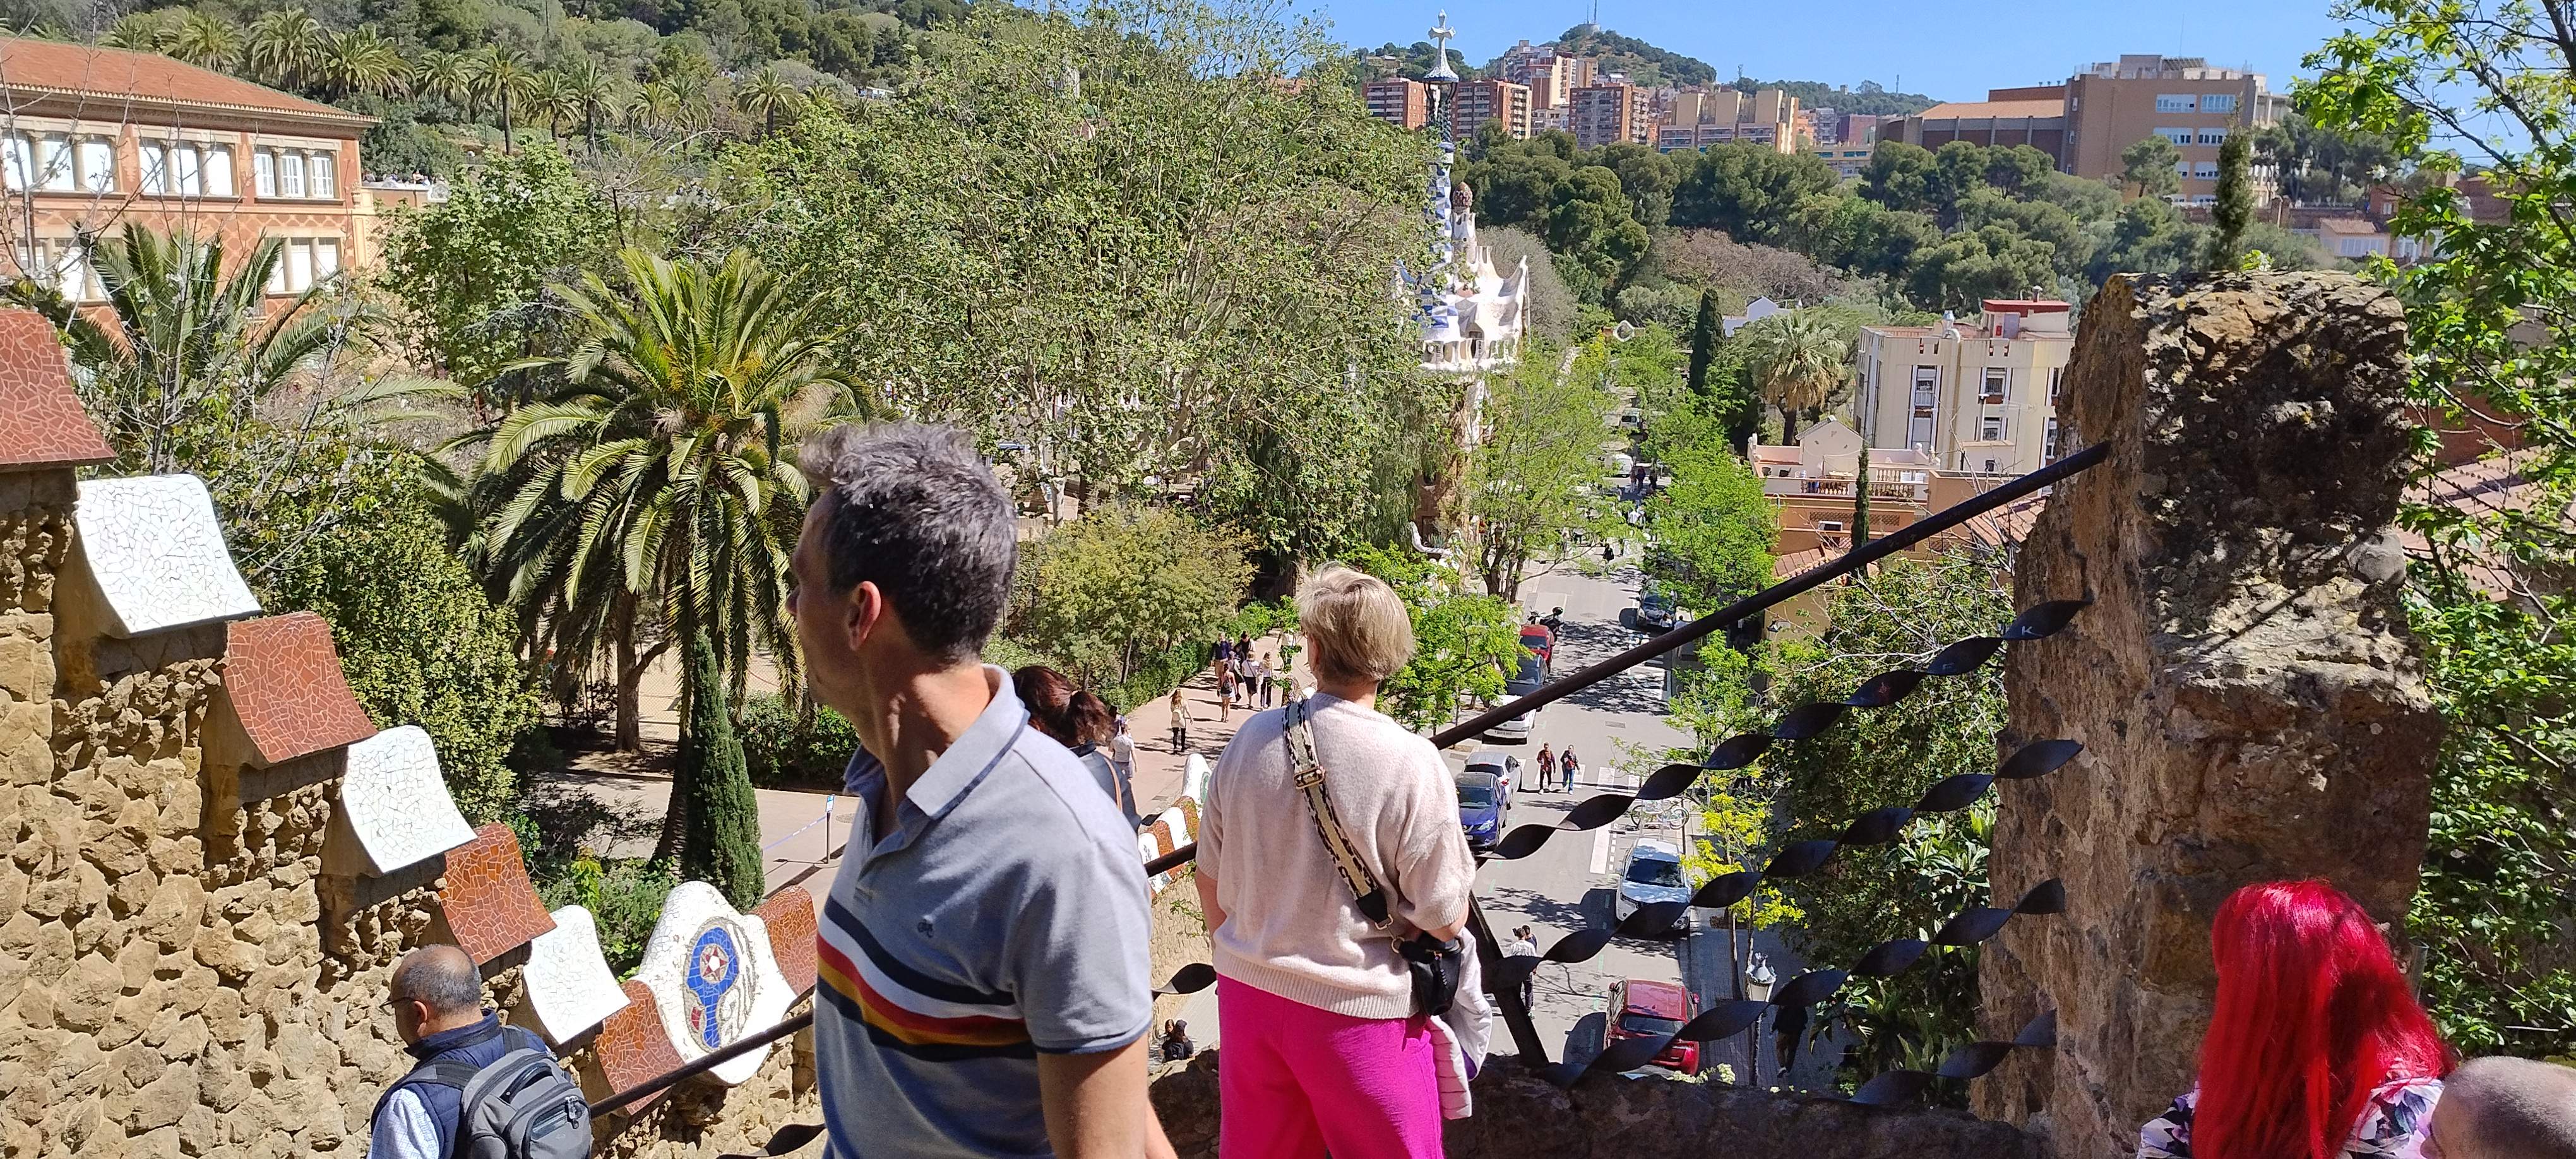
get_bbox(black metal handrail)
[589,442,2106,1117]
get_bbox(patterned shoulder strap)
[1282,697,1392,929]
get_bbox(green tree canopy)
[1010,506,1254,691]
[2121,135,2183,198]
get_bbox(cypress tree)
[2205,126,2253,270]
[1685,288,1720,398]
[679,627,765,910]
[1852,444,1871,549]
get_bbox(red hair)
[2191,880,2453,1159]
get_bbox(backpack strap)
[1282,697,1392,929]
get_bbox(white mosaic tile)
[1140,832,1167,894]
[75,475,259,636]
[522,905,632,1046]
[338,725,476,876]
[631,881,795,1086]
[1155,805,1191,847]
[1182,753,1210,804]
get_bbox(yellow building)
[1855,299,2076,477]
[1654,87,1803,154]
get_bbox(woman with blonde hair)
[1196,566,1479,1158]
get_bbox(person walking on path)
[1169,687,1193,754]
[1196,567,1478,1159]
[1110,717,1140,823]
[1535,744,1556,793]
[1257,652,1277,708]
[369,945,563,1159]
[792,422,1172,1159]
[1558,746,1581,792]
[1217,664,1236,723]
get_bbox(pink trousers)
[1217,978,1444,1159]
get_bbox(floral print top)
[2137,1076,2444,1159]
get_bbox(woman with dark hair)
[2137,879,2453,1159]
[1013,666,1140,829]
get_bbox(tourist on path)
[1558,746,1581,792]
[1217,663,1236,723]
[1170,687,1193,753]
[1110,716,1140,825]
[368,945,561,1159]
[1535,744,1556,793]
[2136,879,2451,1159]
[1017,665,1140,831]
[1196,567,1479,1159]
[792,422,1172,1159]
[1257,652,1277,708]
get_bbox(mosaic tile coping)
[223,612,377,765]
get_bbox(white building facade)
[1853,299,2075,477]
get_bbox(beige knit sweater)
[1198,694,1477,1019]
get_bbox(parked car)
[1635,585,1679,632]
[1518,623,1554,669]
[1464,749,1525,793]
[1605,978,1702,1076]
[1485,652,1547,740]
[1613,839,1693,936]
[1455,769,1510,852]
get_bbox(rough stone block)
[1974,273,2438,1158]
[436,823,554,965]
[521,905,630,1048]
[629,882,795,1086]
[70,476,259,638]
[330,726,474,877]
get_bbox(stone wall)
[0,313,821,1157]
[1974,272,2438,1158]
[1149,1053,2048,1159]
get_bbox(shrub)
[738,693,860,790]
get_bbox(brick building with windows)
[0,37,375,302]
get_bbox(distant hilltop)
[1363,23,1938,115]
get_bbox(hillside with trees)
[1542,24,1715,86]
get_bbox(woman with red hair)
[2138,879,2454,1159]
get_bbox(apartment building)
[1878,89,2070,168]
[2063,55,2282,204]
[1854,299,2076,477]
[1653,87,1803,154]
[1496,42,1596,113]
[0,37,374,302]
[1569,82,1652,148]
[1364,76,1430,131]
[1809,140,1876,180]
[1455,79,1532,140]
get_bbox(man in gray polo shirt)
[790,422,1172,1158]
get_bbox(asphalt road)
[1457,559,1840,1090]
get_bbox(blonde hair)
[1296,566,1415,686]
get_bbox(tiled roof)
[2399,448,2560,598]
[0,37,371,126]
[0,309,109,470]
[1913,99,2065,120]
[1964,492,2052,550]
[1774,547,1832,578]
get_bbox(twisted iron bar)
[1507,879,2065,1086]
[1485,599,2089,864]
[1847,1011,2059,1107]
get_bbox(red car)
[1519,624,1554,669]
[1605,978,1700,1075]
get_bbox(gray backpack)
[411,1047,592,1159]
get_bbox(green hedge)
[738,693,860,792]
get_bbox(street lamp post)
[1743,953,1777,1088]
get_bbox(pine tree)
[2205,127,2253,270]
[678,627,766,909]
[1685,288,1720,399]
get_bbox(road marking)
[1589,827,1612,875]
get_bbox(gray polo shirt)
[814,667,1154,1158]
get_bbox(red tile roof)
[1914,98,2066,121]
[2400,448,2561,599]
[0,308,110,471]
[0,37,371,127]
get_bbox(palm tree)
[244,8,329,92]
[554,59,615,152]
[465,46,539,152]
[473,249,860,761]
[1739,309,1850,444]
[415,50,475,118]
[320,28,410,101]
[638,80,684,134]
[102,11,182,53]
[732,66,802,138]
[4,225,335,474]
[170,11,242,70]
[659,69,710,131]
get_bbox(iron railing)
[587,441,2107,1118]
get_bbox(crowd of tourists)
[364,421,2576,1159]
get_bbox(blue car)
[1457,770,1509,852]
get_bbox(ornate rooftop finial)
[1424,10,1459,82]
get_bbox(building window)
[1984,458,1998,473]
[265,236,343,294]
[254,146,338,199]
[2158,127,2194,146]
[2337,236,2381,257]
[138,141,234,197]
[16,238,101,301]
[77,139,113,191]
[1979,415,2007,441]
[281,152,306,198]
[2048,366,2064,404]
[3,133,113,193]
[2044,417,2062,465]
[254,150,275,197]
[2156,93,2197,112]
[1980,367,2009,405]
[2193,162,2221,179]
[2197,128,2228,145]
[1816,520,1845,533]
[1909,366,1938,448]
[2202,93,2239,114]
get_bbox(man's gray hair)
[390,945,482,1016]
[798,422,1017,662]
[2442,1055,2576,1159]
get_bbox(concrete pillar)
[1974,272,2439,1157]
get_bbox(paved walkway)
[1115,634,1294,819]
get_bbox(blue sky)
[1313,0,2354,104]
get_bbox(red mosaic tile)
[1148,820,1174,859]
[754,886,817,999]
[0,309,109,471]
[594,980,686,1109]
[438,823,556,965]
[224,612,377,764]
